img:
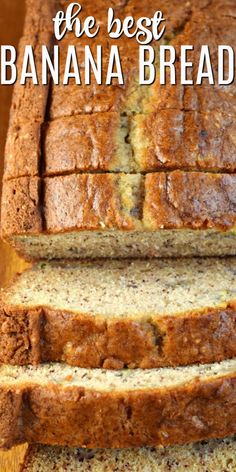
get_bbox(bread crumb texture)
[1,257,236,368]
[22,437,236,472]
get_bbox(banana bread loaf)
[6,0,235,178]
[2,0,236,260]
[1,257,236,369]
[4,0,236,178]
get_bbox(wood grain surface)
[0,1,29,470]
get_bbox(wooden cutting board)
[0,1,29,470]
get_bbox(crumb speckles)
[6,258,236,317]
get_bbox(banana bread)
[21,437,236,472]
[2,0,236,260]
[0,359,236,449]
[1,257,236,369]
[1,171,236,260]
[4,0,236,178]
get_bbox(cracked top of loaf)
[1,0,236,241]
[3,0,236,180]
[2,171,236,236]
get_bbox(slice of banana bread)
[0,359,236,449]
[1,171,236,260]
[1,258,236,369]
[21,437,236,472]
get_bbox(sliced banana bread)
[1,258,236,369]
[2,171,236,260]
[21,437,236,472]
[0,358,236,449]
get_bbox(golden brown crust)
[3,0,236,245]
[24,0,58,35]
[2,171,236,239]
[44,174,138,232]
[44,108,236,175]
[44,113,127,175]
[50,0,215,119]
[13,0,57,123]
[49,50,138,120]
[173,5,236,54]
[134,112,236,172]
[144,171,236,231]
[0,372,236,449]
[1,177,42,236]
[124,0,213,20]
[4,0,236,179]
[4,0,58,180]
[149,2,236,116]
[1,173,138,237]
[154,82,236,116]
[1,305,236,369]
[0,388,25,449]
[4,122,41,179]
[24,106,236,175]
[49,2,140,119]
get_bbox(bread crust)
[43,109,236,175]
[44,113,125,174]
[134,111,236,172]
[3,0,236,179]
[0,304,236,369]
[4,0,57,180]
[44,173,140,232]
[0,371,236,449]
[144,171,236,231]
[2,171,236,238]
[1,177,42,235]
[2,1,236,256]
